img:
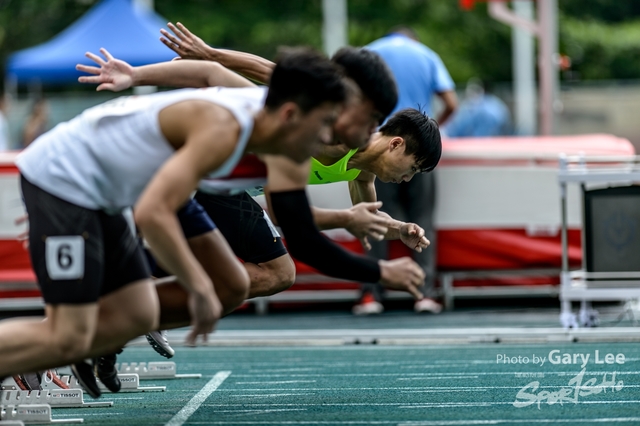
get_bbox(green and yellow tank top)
[309,149,361,185]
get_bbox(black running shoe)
[96,353,121,393]
[70,361,101,399]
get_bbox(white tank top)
[16,86,266,213]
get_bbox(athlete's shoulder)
[314,144,354,164]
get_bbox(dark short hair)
[331,47,398,122]
[266,47,346,113]
[379,108,442,173]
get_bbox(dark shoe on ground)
[146,330,175,359]
[96,353,121,393]
[71,361,101,399]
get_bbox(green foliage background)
[1,0,640,87]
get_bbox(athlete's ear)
[279,102,302,125]
[389,136,405,151]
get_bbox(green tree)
[2,0,640,89]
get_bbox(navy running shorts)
[177,198,217,239]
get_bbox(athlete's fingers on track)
[360,237,371,251]
[406,286,423,300]
[85,51,106,67]
[186,328,209,347]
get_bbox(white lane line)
[229,393,316,398]
[165,371,231,426]
[398,419,640,425]
[156,419,640,425]
[235,380,316,384]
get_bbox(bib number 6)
[45,236,85,280]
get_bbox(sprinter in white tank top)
[0,48,346,390]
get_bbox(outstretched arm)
[160,22,275,84]
[76,48,255,92]
[263,155,424,299]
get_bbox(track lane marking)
[165,371,231,426]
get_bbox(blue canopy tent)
[6,0,175,85]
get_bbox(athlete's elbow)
[135,205,167,233]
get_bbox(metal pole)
[559,154,568,273]
[537,0,558,135]
[511,1,536,135]
[322,0,348,57]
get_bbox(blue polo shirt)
[366,33,455,118]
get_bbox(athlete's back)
[17,86,266,213]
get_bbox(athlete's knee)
[256,257,296,296]
[104,287,159,338]
[48,328,94,363]
[220,268,250,314]
[270,269,295,295]
[125,297,159,336]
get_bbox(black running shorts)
[193,191,288,264]
[21,176,150,304]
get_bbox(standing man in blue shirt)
[354,26,458,315]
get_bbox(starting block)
[1,390,111,409]
[2,374,112,409]
[0,420,25,426]
[59,374,165,393]
[0,404,82,424]
[116,362,201,380]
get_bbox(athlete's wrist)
[377,260,390,284]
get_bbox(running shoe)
[96,353,121,393]
[146,330,175,359]
[414,298,443,314]
[70,361,101,399]
[352,293,384,315]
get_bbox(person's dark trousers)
[361,172,437,301]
